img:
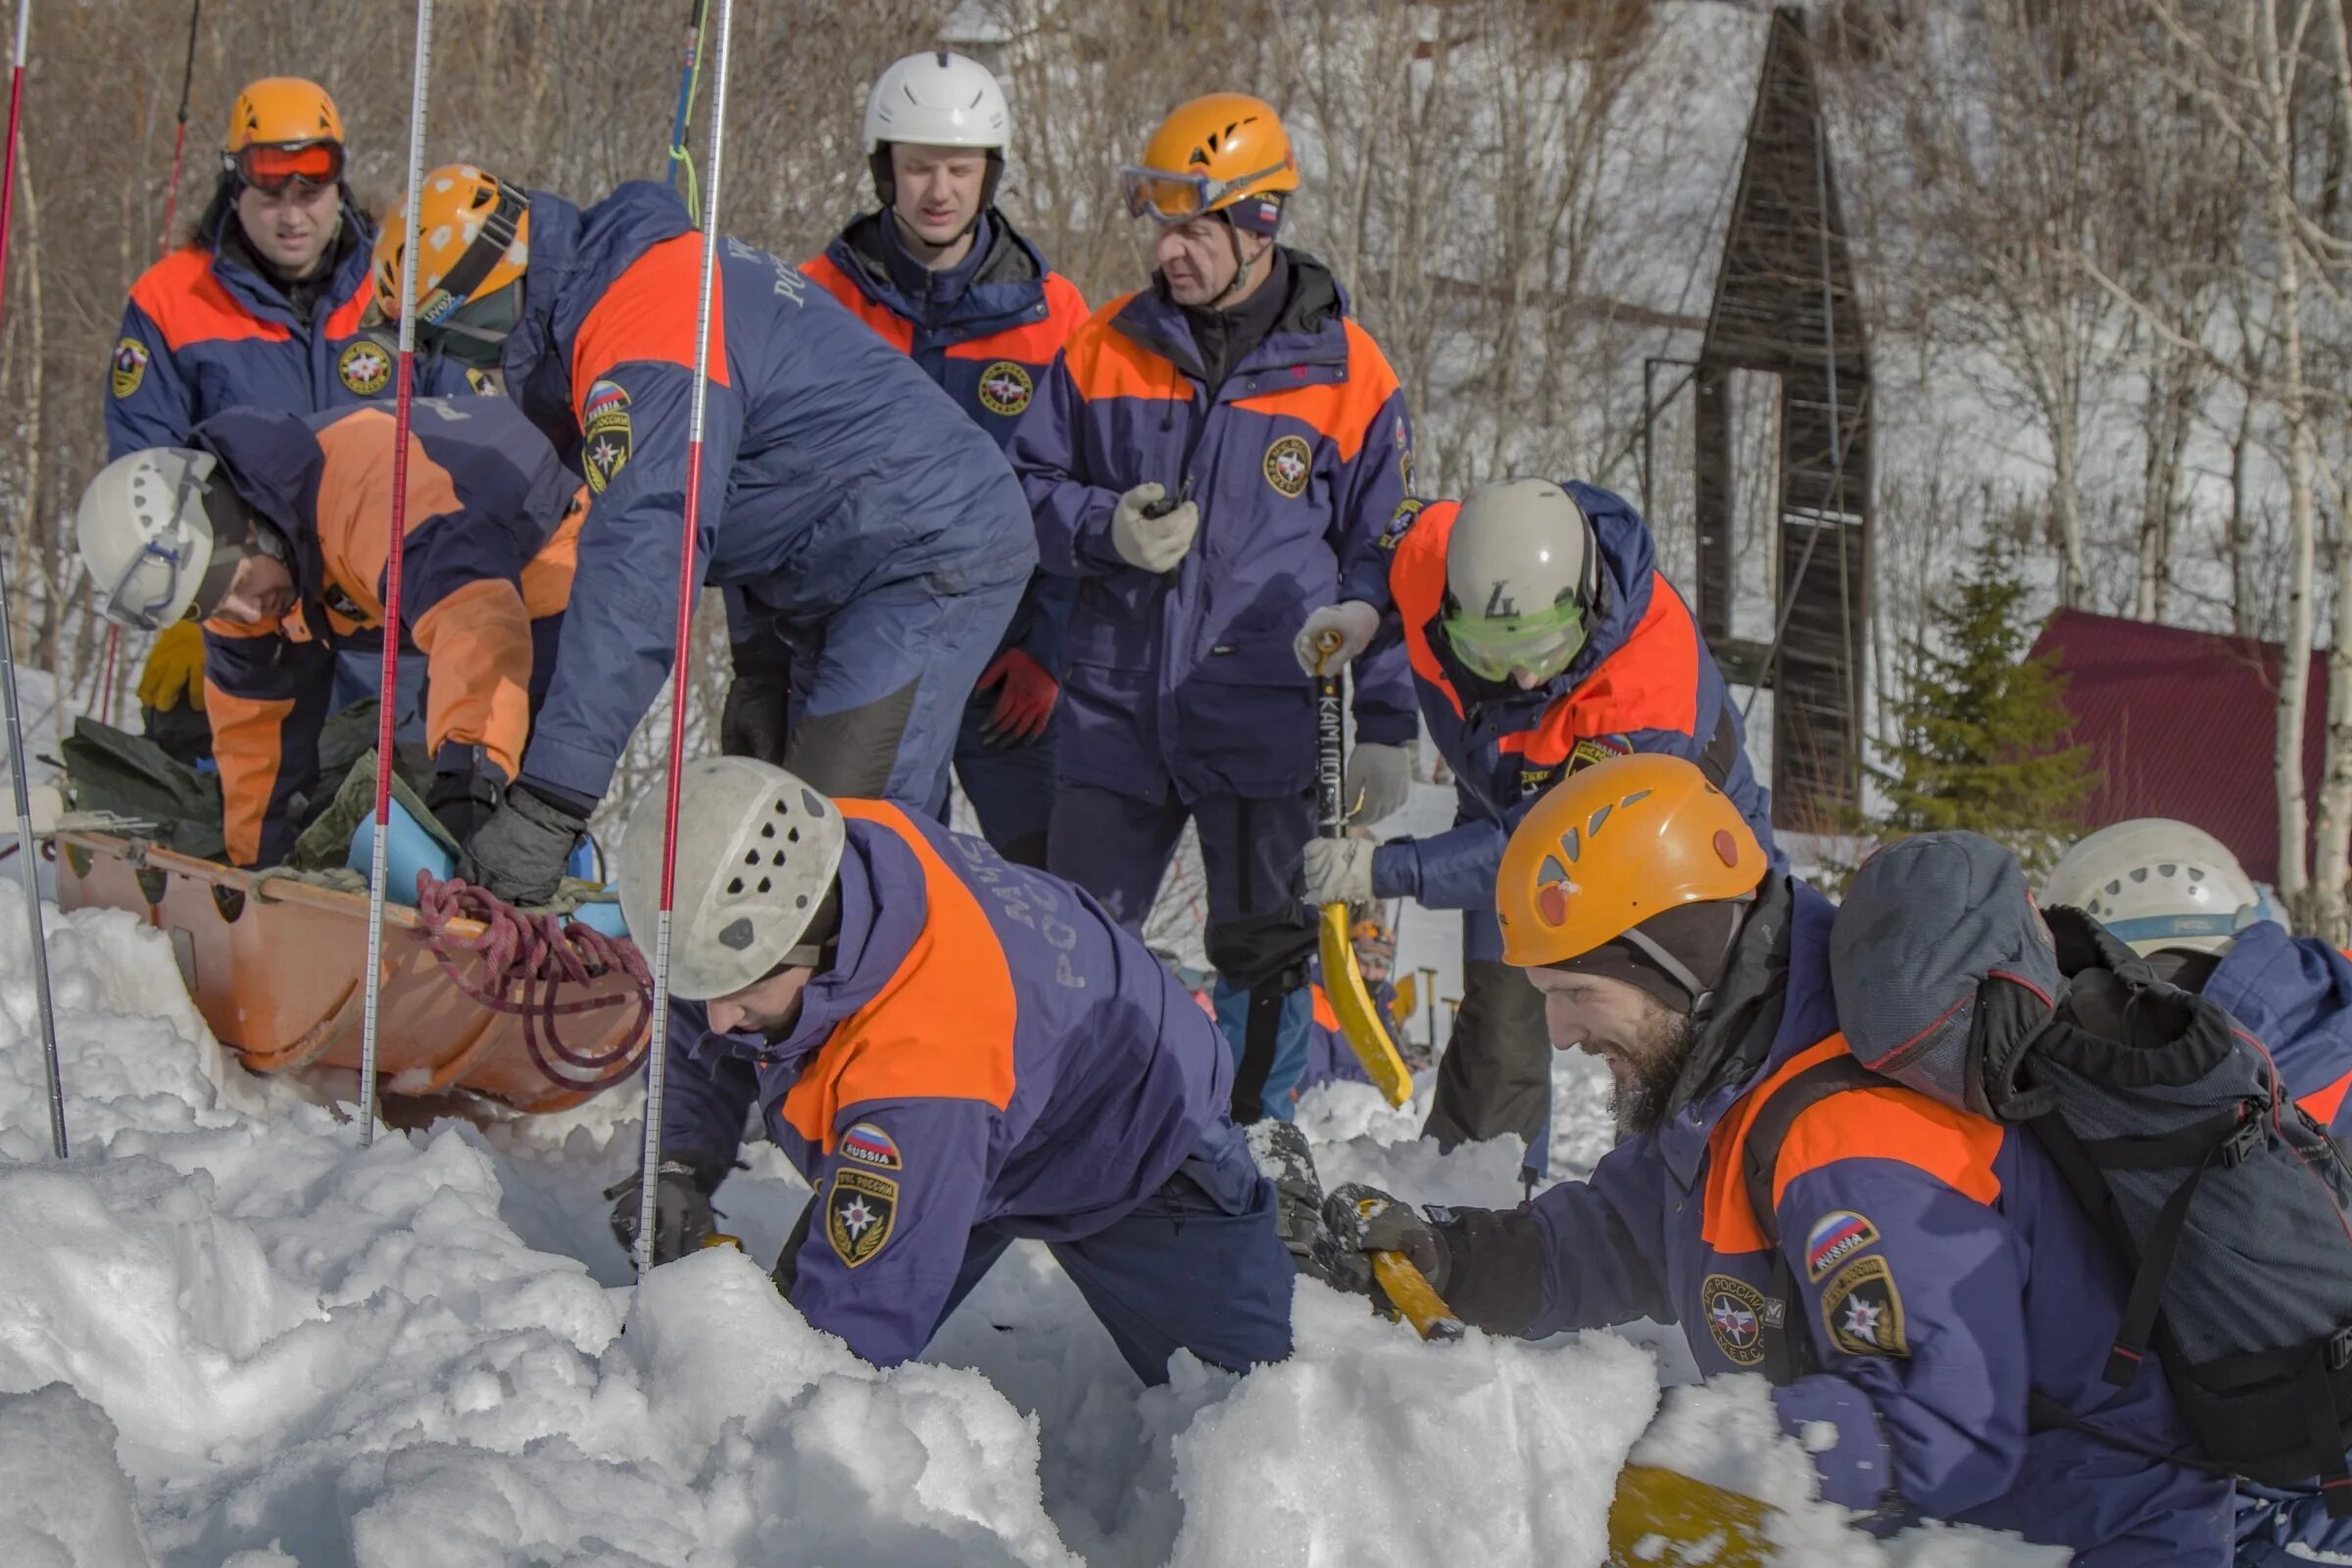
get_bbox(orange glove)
[975,649,1058,747]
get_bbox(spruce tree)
[1874,534,2098,878]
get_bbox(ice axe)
[1354,1196,1465,1343]
[1313,631,1414,1106]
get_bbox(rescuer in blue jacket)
[606,757,1296,1382]
[370,166,1038,906]
[1005,93,1419,1123]
[1322,756,2233,1565]
[800,51,1089,867]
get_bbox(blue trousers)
[329,646,428,744]
[778,573,1022,808]
[931,688,1057,867]
[931,1119,1294,1384]
[1049,781,1320,1122]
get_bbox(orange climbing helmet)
[370,165,531,354]
[222,77,345,190]
[1496,753,1766,970]
[1120,92,1298,235]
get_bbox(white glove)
[1294,600,1381,676]
[1302,836,1379,906]
[1347,743,1411,828]
[1109,483,1199,573]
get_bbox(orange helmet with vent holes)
[370,164,532,327]
[1120,93,1298,232]
[224,77,342,153]
[1496,753,1765,968]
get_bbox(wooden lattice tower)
[1692,6,1872,826]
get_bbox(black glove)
[1257,1119,1337,1281]
[605,1157,725,1265]
[425,757,503,845]
[457,782,586,906]
[1323,1183,1547,1336]
[1321,1182,1452,1303]
[719,645,792,764]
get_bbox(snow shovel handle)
[1314,630,1346,838]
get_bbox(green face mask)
[1442,596,1589,685]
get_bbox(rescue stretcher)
[53,828,650,1113]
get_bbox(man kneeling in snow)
[1317,754,2231,1564]
[608,757,1296,1381]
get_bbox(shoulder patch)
[1376,495,1424,553]
[111,336,150,399]
[977,360,1034,416]
[1822,1252,1908,1358]
[839,1121,903,1171]
[1263,434,1312,498]
[825,1167,898,1267]
[581,379,632,494]
[337,338,392,396]
[1568,734,1632,773]
[1700,1272,1772,1367]
[1803,1209,1881,1281]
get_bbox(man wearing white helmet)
[2045,818,2351,1136]
[1305,477,1774,1184]
[607,757,1298,1380]
[786,51,1090,868]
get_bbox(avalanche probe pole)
[356,0,434,1148]
[636,0,735,1276]
[97,0,202,727]
[0,0,66,1160]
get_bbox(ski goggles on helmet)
[1119,163,1291,227]
[1442,595,1590,686]
[226,140,345,193]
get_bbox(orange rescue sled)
[54,830,650,1113]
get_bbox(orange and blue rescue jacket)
[493,182,1036,809]
[803,211,1086,671]
[196,398,583,866]
[1531,878,2230,1561]
[661,803,1233,1367]
[1004,252,1418,803]
[1376,482,1773,910]
[106,202,463,459]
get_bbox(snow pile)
[0,897,2069,1565]
[1171,1287,1658,1567]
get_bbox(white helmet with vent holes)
[616,757,847,1001]
[2041,817,2271,957]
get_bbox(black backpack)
[1743,831,2352,1514]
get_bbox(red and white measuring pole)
[357,0,435,1147]
[0,0,66,1159]
[635,0,736,1276]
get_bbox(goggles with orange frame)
[225,140,345,193]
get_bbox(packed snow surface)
[0,895,2065,1565]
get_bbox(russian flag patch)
[840,1122,903,1172]
[1804,1210,1879,1281]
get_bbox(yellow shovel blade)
[1607,1464,1778,1567]
[1320,902,1413,1106]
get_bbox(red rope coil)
[414,872,653,1094]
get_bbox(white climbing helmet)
[863,50,1010,152]
[616,757,848,1001]
[2042,817,2272,956]
[1443,477,1600,685]
[74,446,259,630]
